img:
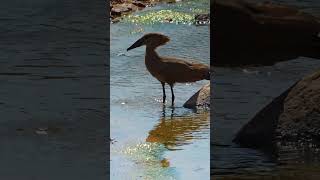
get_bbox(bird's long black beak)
[127,38,144,51]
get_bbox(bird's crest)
[127,33,170,51]
[143,33,170,47]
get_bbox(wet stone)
[195,13,210,25]
[184,83,210,109]
[132,1,146,8]
[234,70,320,149]
[111,6,131,16]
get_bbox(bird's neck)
[145,46,160,61]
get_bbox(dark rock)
[234,70,320,149]
[164,18,173,23]
[111,3,138,17]
[110,10,121,17]
[165,0,177,4]
[212,0,320,67]
[233,84,293,149]
[111,0,125,5]
[110,6,126,16]
[183,83,210,109]
[132,1,146,8]
[195,13,210,26]
[111,18,121,24]
[123,3,139,11]
[277,71,320,141]
[110,0,155,21]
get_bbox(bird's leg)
[170,84,175,106]
[170,106,175,119]
[161,82,166,103]
[162,105,166,117]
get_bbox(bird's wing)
[158,56,210,82]
[161,56,209,70]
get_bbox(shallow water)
[110,1,210,179]
[212,0,320,178]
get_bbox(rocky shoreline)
[110,0,210,24]
[110,0,155,23]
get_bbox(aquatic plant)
[123,9,196,25]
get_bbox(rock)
[277,71,320,141]
[160,158,170,167]
[132,1,146,8]
[110,7,126,17]
[233,85,292,149]
[195,13,210,26]
[212,0,320,66]
[110,0,125,5]
[111,18,121,24]
[234,70,320,149]
[35,128,48,135]
[164,17,173,23]
[183,83,210,109]
[111,3,138,17]
[165,0,176,4]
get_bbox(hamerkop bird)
[213,0,320,66]
[127,33,210,105]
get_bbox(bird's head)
[127,33,170,51]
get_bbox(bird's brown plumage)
[145,49,210,85]
[127,33,210,105]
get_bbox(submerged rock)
[234,70,320,149]
[183,83,210,109]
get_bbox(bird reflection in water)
[147,106,210,151]
[120,106,209,179]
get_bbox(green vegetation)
[123,9,196,25]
